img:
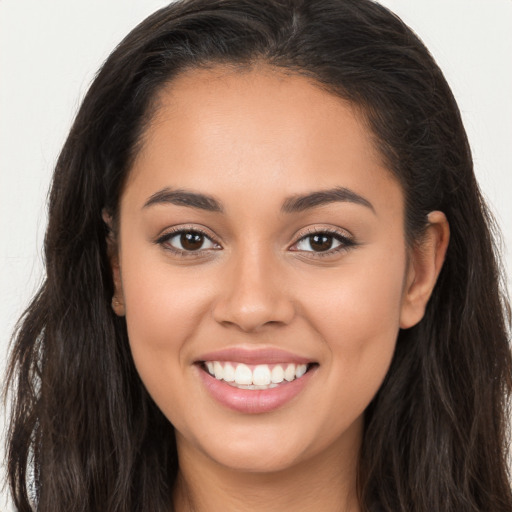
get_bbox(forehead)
[124,65,402,217]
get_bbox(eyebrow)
[281,187,375,214]
[143,188,223,212]
[143,186,374,215]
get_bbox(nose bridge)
[212,240,294,332]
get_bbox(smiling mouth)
[200,361,318,390]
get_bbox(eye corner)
[155,225,223,257]
[288,227,357,257]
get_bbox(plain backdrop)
[1,1,511,509]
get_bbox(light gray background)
[1,1,511,509]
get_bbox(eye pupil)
[310,234,333,252]
[181,232,204,250]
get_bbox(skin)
[109,66,449,512]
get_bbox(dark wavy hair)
[5,0,512,510]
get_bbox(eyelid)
[154,224,356,258]
[155,225,222,256]
[288,226,356,255]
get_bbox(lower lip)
[197,365,316,414]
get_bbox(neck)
[173,425,362,512]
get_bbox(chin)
[187,426,312,474]
[211,444,306,474]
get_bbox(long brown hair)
[5,1,512,510]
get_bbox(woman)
[5,0,512,510]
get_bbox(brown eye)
[161,230,218,252]
[309,234,334,252]
[293,232,349,253]
[181,232,204,250]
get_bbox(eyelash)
[155,226,356,258]
[155,226,220,258]
[290,228,356,257]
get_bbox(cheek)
[118,246,215,394]
[121,241,214,338]
[299,251,406,417]
[301,249,406,340]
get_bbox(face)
[112,66,415,474]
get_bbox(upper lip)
[196,347,314,365]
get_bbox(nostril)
[211,270,296,331]
[212,303,296,333]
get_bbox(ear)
[102,210,125,317]
[399,211,450,329]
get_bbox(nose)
[212,246,295,333]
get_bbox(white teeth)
[271,365,284,384]
[228,383,279,390]
[223,362,235,382]
[234,363,253,385]
[284,364,296,382]
[213,361,224,380]
[253,365,272,386]
[295,364,307,378]
[229,382,277,389]
[204,361,311,387]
